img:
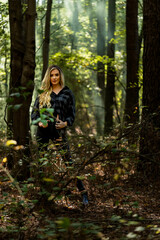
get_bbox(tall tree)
[96,0,106,134]
[104,0,116,134]
[71,0,79,50]
[8,0,36,177]
[87,0,95,37]
[139,0,160,176]
[124,0,139,124]
[97,0,106,101]
[42,0,53,80]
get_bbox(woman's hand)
[38,121,48,128]
[55,114,67,129]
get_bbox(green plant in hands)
[31,108,55,127]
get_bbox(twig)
[0,163,25,200]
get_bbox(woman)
[31,65,88,205]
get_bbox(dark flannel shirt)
[31,86,75,126]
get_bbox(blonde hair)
[39,65,65,109]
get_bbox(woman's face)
[50,68,60,87]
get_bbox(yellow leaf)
[156,229,160,234]
[117,167,122,174]
[114,174,119,181]
[0,204,4,210]
[6,140,17,146]
[43,178,54,182]
[48,195,54,201]
[2,157,7,163]
[97,232,104,238]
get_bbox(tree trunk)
[139,0,160,177]
[88,0,94,38]
[96,0,106,135]
[8,0,36,179]
[70,0,79,50]
[104,0,116,134]
[97,0,106,101]
[124,0,139,124]
[42,0,53,80]
[8,0,24,134]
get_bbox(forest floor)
[1,135,160,240]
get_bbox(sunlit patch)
[56,137,63,142]
[13,145,24,150]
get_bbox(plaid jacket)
[31,86,75,126]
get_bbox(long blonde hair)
[39,65,65,109]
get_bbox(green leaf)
[132,201,139,208]
[40,114,48,120]
[13,104,22,110]
[10,93,21,97]
[27,177,35,182]
[7,97,14,103]
[88,175,96,180]
[111,215,121,221]
[135,226,145,232]
[41,161,48,166]
[71,222,82,227]
[48,195,54,201]
[31,118,40,125]
[39,157,48,162]
[37,89,44,94]
[46,108,54,115]
[127,221,139,226]
[41,120,48,126]
[40,108,47,114]
[76,175,85,180]
[56,195,63,200]
[31,199,38,204]
[126,232,137,239]
[111,148,118,153]
[56,217,70,229]
[53,187,61,191]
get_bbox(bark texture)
[125,0,139,123]
[96,0,106,135]
[124,0,139,124]
[97,0,106,100]
[42,0,53,79]
[8,0,36,178]
[139,0,160,177]
[104,0,116,134]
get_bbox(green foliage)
[0,1,9,130]
[37,217,101,239]
[0,1,10,77]
[31,107,54,126]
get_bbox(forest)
[1,0,160,239]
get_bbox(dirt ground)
[1,165,160,240]
[1,137,160,239]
